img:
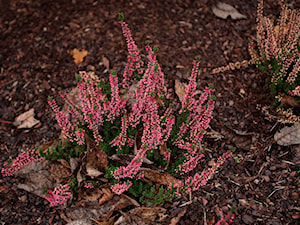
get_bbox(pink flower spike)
[1,149,42,177]
[44,184,72,207]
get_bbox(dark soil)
[0,0,299,224]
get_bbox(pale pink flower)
[44,184,72,207]
[1,149,42,177]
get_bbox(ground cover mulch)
[0,0,299,224]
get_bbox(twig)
[282,160,295,165]
[267,187,285,199]
[203,209,207,225]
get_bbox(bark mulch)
[0,0,299,224]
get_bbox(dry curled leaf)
[274,122,300,146]
[169,208,187,225]
[99,188,113,205]
[175,79,188,102]
[13,108,41,129]
[212,2,247,20]
[72,48,88,64]
[50,162,72,183]
[129,206,167,223]
[102,55,110,69]
[140,168,180,186]
[86,135,108,178]
[280,94,300,107]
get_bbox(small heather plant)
[2,13,232,206]
[213,0,300,123]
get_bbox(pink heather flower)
[289,86,300,96]
[170,151,233,196]
[111,180,133,195]
[110,115,134,150]
[106,72,127,122]
[215,211,235,225]
[48,98,77,142]
[1,149,42,177]
[84,182,95,189]
[44,184,72,207]
[120,21,144,89]
[112,146,148,180]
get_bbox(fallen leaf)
[66,219,93,225]
[274,122,300,146]
[140,168,180,186]
[175,79,188,102]
[169,208,187,225]
[65,207,102,221]
[102,55,110,69]
[37,140,59,155]
[99,188,113,205]
[212,2,247,20]
[70,157,80,173]
[13,108,41,129]
[81,188,103,203]
[86,135,108,178]
[280,95,300,107]
[17,169,53,197]
[72,48,88,64]
[220,126,253,151]
[129,206,167,223]
[159,143,170,170]
[50,162,72,183]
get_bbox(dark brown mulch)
[0,0,299,224]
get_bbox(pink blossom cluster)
[215,211,235,225]
[119,21,144,89]
[44,184,72,207]
[84,182,95,189]
[111,180,133,195]
[1,149,42,177]
[289,86,300,97]
[169,152,233,197]
[47,19,228,199]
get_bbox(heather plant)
[2,14,232,207]
[213,0,300,123]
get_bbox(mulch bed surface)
[0,0,299,224]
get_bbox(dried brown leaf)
[65,207,102,221]
[129,206,167,222]
[82,188,103,203]
[175,79,187,102]
[159,143,170,170]
[72,48,88,64]
[37,140,59,155]
[212,2,247,20]
[140,168,180,186]
[99,188,113,205]
[57,159,71,169]
[274,122,300,146]
[280,95,300,107]
[50,162,72,183]
[13,108,41,129]
[169,208,187,225]
[17,170,53,197]
[86,135,108,178]
[102,55,110,69]
[220,126,253,150]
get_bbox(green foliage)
[39,141,83,162]
[119,12,124,22]
[69,177,78,191]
